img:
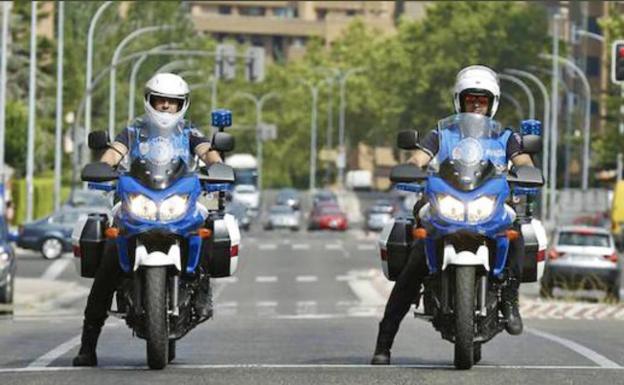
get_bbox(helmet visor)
[148,93,185,113]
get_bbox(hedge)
[12,178,71,225]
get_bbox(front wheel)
[144,267,169,370]
[453,266,476,370]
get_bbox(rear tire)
[539,277,554,299]
[144,267,168,370]
[453,266,476,370]
[0,273,14,304]
[473,343,482,364]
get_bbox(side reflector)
[72,245,81,258]
[536,249,545,262]
[105,227,119,239]
[506,230,520,241]
[412,228,427,240]
[198,228,213,239]
[230,244,239,257]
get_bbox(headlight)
[467,196,496,223]
[127,194,158,221]
[160,195,189,221]
[437,194,465,221]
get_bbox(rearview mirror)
[212,132,235,153]
[522,135,542,155]
[507,165,544,187]
[390,163,427,183]
[81,162,119,182]
[396,130,420,150]
[88,131,110,150]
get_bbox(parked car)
[365,203,395,232]
[276,188,301,211]
[308,203,348,231]
[0,217,16,306]
[264,205,300,231]
[63,189,109,212]
[226,201,252,231]
[17,208,93,260]
[232,184,260,216]
[312,190,337,207]
[540,226,620,300]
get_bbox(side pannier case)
[520,218,548,283]
[72,213,108,278]
[202,213,241,278]
[377,217,414,281]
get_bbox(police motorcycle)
[75,110,240,369]
[379,113,545,369]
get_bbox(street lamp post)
[548,14,561,224]
[300,80,323,191]
[85,1,112,159]
[337,68,364,188]
[0,2,10,204]
[230,91,278,191]
[108,25,172,139]
[54,1,64,211]
[540,53,591,191]
[499,74,536,119]
[26,1,37,222]
[505,69,551,221]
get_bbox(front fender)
[442,244,490,271]
[133,241,181,271]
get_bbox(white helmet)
[453,65,500,117]
[144,73,190,131]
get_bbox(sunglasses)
[463,94,490,105]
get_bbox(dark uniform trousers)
[83,241,122,329]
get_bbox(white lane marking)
[292,244,310,250]
[336,275,354,282]
[325,244,342,250]
[348,280,386,306]
[40,256,73,280]
[3,364,624,373]
[256,276,278,283]
[216,276,239,284]
[296,275,318,283]
[26,335,82,368]
[256,301,278,307]
[356,244,376,251]
[258,244,277,250]
[526,328,622,369]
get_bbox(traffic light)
[612,40,624,85]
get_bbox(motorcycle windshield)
[436,113,503,191]
[127,124,191,190]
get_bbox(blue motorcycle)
[383,113,544,369]
[78,110,239,369]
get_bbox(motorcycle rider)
[73,73,222,367]
[371,65,535,365]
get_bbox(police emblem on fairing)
[147,136,174,166]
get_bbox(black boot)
[195,276,213,321]
[370,323,393,365]
[501,278,523,335]
[72,323,101,367]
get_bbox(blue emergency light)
[211,109,232,129]
[520,119,541,136]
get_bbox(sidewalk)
[2,278,90,315]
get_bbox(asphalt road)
[1,193,623,384]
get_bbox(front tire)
[454,266,476,370]
[144,267,169,370]
[168,340,176,363]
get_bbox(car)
[63,189,109,212]
[17,208,94,260]
[275,188,301,211]
[0,217,16,306]
[365,204,395,232]
[308,203,348,231]
[540,226,620,300]
[232,184,261,216]
[264,205,300,231]
[312,190,338,207]
[226,201,252,231]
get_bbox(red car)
[308,203,348,231]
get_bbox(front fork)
[439,269,489,317]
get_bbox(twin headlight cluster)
[126,194,189,221]
[436,194,496,223]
